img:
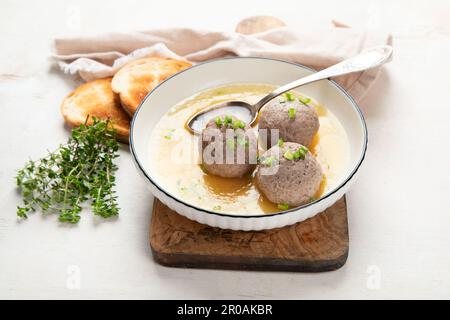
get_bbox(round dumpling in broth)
[258,94,319,149]
[200,115,258,178]
[255,142,323,208]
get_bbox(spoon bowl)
[186,101,255,133]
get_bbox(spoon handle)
[253,45,393,111]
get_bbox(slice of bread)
[111,57,192,116]
[61,77,131,143]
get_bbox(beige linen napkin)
[53,17,392,102]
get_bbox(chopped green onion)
[284,149,294,160]
[262,156,275,167]
[288,107,296,119]
[299,96,311,105]
[299,145,309,156]
[284,92,295,101]
[164,129,176,140]
[278,203,289,210]
[213,205,222,211]
[226,138,235,149]
[224,115,233,125]
[278,138,284,147]
[293,146,309,160]
[232,119,245,130]
[215,117,223,127]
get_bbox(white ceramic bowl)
[130,57,367,231]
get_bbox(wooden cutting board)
[149,197,349,272]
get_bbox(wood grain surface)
[150,197,348,272]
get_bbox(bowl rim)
[130,56,368,219]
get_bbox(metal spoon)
[186,45,393,134]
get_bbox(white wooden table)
[1,0,450,299]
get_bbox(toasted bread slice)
[111,57,192,115]
[61,77,131,143]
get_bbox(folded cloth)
[53,17,392,102]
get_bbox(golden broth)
[149,83,350,215]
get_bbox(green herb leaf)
[293,146,309,160]
[215,117,223,127]
[278,138,284,147]
[299,96,311,105]
[277,203,289,210]
[288,107,296,120]
[284,92,295,101]
[232,119,245,130]
[224,115,233,125]
[15,117,120,224]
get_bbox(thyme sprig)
[16,117,120,224]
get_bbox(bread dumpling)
[255,142,322,208]
[200,115,257,178]
[258,95,319,148]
